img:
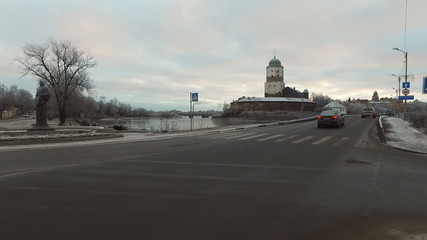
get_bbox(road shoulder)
[380,116,427,154]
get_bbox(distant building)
[264,55,309,99]
[231,97,316,112]
[264,56,285,97]
[282,87,309,99]
[231,55,315,111]
[0,105,19,119]
[322,101,347,115]
[354,99,369,106]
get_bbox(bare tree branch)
[16,39,96,125]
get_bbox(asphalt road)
[0,116,426,240]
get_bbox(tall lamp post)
[391,74,402,118]
[391,74,401,99]
[393,47,408,120]
[392,88,398,98]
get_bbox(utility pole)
[190,92,193,131]
[393,48,408,121]
[391,74,402,118]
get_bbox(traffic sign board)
[423,76,427,94]
[402,82,410,88]
[402,88,410,96]
[191,92,198,102]
[399,95,414,100]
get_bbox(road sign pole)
[190,92,193,131]
[398,76,401,119]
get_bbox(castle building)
[231,55,315,112]
[265,55,285,97]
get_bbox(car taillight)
[331,116,338,119]
[317,116,324,119]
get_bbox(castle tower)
[264,55,285,97]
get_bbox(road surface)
[0,116,426,240]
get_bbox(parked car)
[361,107,377,118]
[385,109,394,116]
[317,110,345,128]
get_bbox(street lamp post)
[392,88,398,98]
[393,48,408,120]
[391,74,402,119]
[391,74,401,99]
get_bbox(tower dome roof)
[268,56,282,67]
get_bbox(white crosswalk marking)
[208,133,234,139]
[275,135,299,142]
[333,137,350,146]
[239,133,268,140]
[292,136,314,144]
[311,136,332,145]
[198,132,351,146]
[208,132,243,139]
[257,134,284,141]
[223,133,254,139]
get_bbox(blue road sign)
[399,95,414,100]
[423,76,427,94]
[191,92,198,102]
[402,82,410,89]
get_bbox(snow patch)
[382,117,427,154]
[0,132,103,142]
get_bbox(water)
[98,116,277,132]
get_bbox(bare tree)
[311,92,331,109]
[0,84,8,118]
[17,89,34,114]
[0,84,15,119]
[17,39,96,125]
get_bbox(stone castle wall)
[231,101,316,112]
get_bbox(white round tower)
[264,55,285,97]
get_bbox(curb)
[0,116,318,150]
[0,133,123,146]
[377,116,386,143]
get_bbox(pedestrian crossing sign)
[191,93,198,102]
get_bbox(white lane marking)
[224,133,254,139]
[122,159,328,171]
[257,134,284,142]
[292,136,315,144]
[239,133,268,140]
[333,137,350,146]
[311,136,332,145]
[76,169,308,185]
[275,135,298,143]
[0,164,78,179]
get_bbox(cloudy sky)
[1,0,426,111]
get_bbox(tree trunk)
[58,103,67,125]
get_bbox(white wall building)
[323,102,347,115]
